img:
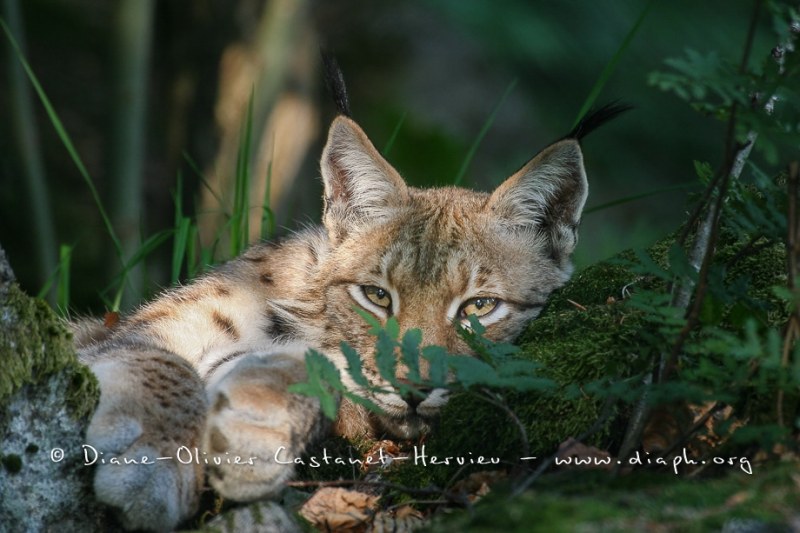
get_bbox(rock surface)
[0,245,106,531]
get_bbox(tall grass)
[3,18,265,313]
[1,18,125,267]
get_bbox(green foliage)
[290,314,556,421]
[649,3,800,163]
[649,49,749,114]
[287,350,346,419]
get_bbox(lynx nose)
[397,379,432,410]
[402,389,432,410]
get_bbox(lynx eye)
[459,297,498,318]
[363,285,392,309]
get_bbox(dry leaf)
[299,487,378,532]
[362,440,402,472]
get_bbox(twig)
[658,402,727,460]
[513,394,616,495]
[566,299,588,311]
[723,234,767,268]
[477,388,530,458]
[613,372,654,467]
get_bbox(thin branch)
[659,402,727,460]
[723,233,767,269]
[477,388,530,458]
[513,394,616,495]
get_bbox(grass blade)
[583,181,700,214]
[453,78,517,185]
[1,17,125,265]
[382,112,407,157]
[572,0,655,127]
[231,87,255,256]
[183,150,227,213]
[171,217,192,283]
[108,229,173,310]
[261,156,275,240]
[56,244,72,314]
[186,224,200,279]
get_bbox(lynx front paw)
[203,352,326,501]
[86,353,207,532]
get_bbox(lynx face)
[316,117,588,438]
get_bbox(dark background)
[0,0,773,313]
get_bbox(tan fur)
[77,115,590,531]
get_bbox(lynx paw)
[91,444,194,531]
[86,354,206,532]
[203,352,325,501]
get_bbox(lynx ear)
[487,139,588,264]
[320,116,409,241]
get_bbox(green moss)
[0,283,98,419]
[426,463,800,532]
[547,255,640,309]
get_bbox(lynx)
[75,91,627,530]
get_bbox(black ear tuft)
[568,101,633,141]
[321,50,351,117]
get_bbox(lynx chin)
[73,82,628,530]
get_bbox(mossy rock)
[0,284,98,416]
[0,250,105,530]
